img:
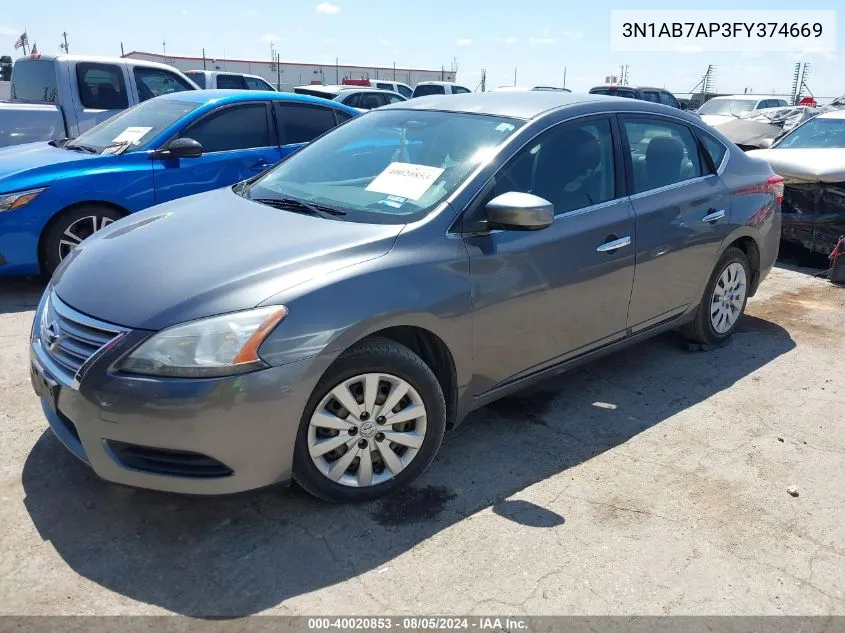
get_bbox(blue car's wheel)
[41,205,124,276]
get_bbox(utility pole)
[276,52,281,90]
[60,32,69,54]
[563,66,567,89]
[202,48,207,70]
[393,61,396,80]
[120,42,125,57]
[335,57,339,84]
[513,66,517,87]
[162,40,166,58]
[480,68,486,92]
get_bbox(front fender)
[257,234,473,390]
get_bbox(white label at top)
[365,163,446,201]
[111,127,153,144]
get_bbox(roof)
[380,91,624,119]
[123,51,444,75]
[818,110,845,119]
[707,94,772,101]
[157,89,359,113]
[416,80,467,87]
[184,70,268,80]
[14,53,186,74]
[590,85,666,92]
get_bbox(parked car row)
[15,88,782,503]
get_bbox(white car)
[292,85,406,110]
[411,81,472,97]
[697,95,789,128]
[184,70,276,91]
[369,80,413,99]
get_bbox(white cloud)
[741,51,762,59]
[258,33,282,43]
[529,36,555,45]
[456,38,472,46]
[496,36,518,45]
[679,45,703,53]
[315,2,341,14]
[378,37,392,46]
[324,37,337,45]
[562,30,583,39]
[181,8,189,14]
[0,25,18,36]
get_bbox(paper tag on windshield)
[366,163,445,201]
[101,141,130,155]
[111,126,153,144]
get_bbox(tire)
[293,338,447,503]
[682,247,751,345]
[40,205,124,276]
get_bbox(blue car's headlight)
[0,187,47,212]
[117,306,288,378]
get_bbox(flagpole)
[23,28,28,55]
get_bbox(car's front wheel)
[293,338,446,503]
[683,246,751,345]
[41,205,124,276]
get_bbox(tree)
[0,56,12,82]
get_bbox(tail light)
[767,174,784,205]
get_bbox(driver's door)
[152,102,282,204]
[464,116,637,393]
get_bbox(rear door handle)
[596,235,632,253]
[702,209,726,223]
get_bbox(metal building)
[123,51,455,92]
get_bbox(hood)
[52,187,404,330]
[715,119,784,149]
[0,141,103,190]
[699,114,735,128]
[745,148,845,184]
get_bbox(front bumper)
[29,294,322,495]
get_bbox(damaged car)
[747,110,845,256]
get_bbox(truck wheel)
[41,205,124,276]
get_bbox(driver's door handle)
[702,209,726,223]
[250,160,272,171]
[596,235,632,253]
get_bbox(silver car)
[30,92,782,502]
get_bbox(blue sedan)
[0,90,359,276]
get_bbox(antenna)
[59,32,69,54]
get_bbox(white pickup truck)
[183,70,276,91]
[0,54,199,148]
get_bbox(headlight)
[0,187,47,212]
[118,306,288,378]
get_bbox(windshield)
[698,99,756,116]
[10,59,58,103]
[245,109,524,223]
[67,98,201,153]
[773,117,845,149]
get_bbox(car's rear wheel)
[293,338,446,503]
[40,205,124,276]
[682,246,751,345]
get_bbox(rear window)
[10,59,58,103]
[590,87,637,99]
[76,62,129,110]
[216,74,248,90]
[185,71,207,88]
[413,84,446,97]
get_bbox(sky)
[1,0,842,98]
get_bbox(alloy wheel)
[58,215,115,261]
[307,373,428,488]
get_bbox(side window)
[695,129,727,172]
[659,91,679,108]
[453,86,471,94]
[134,67,195,102]
[623,118,703,194]
[385,93,404,104]
[397,85,412,98]
[245,76,273,90]
[185,72,206,88]
[375,82,392,90]
[494,118,617,215]
[359,93,384,109]
[181,103,270,152]
[216,74,249,90]
[641,91,660,103]
[76,63,128,110]
[333,109,354,124]
[275,103,337,144]
[343,93,362,109]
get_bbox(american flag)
[14,32,28,49]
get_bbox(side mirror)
[151,137,203,160]
[680,102,688,110]
[486,192,554,231]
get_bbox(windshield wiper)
[251,197,346,218]
[64,144,99,154]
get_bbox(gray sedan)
[30,92,782,502]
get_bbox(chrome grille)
[39,292,125,378]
